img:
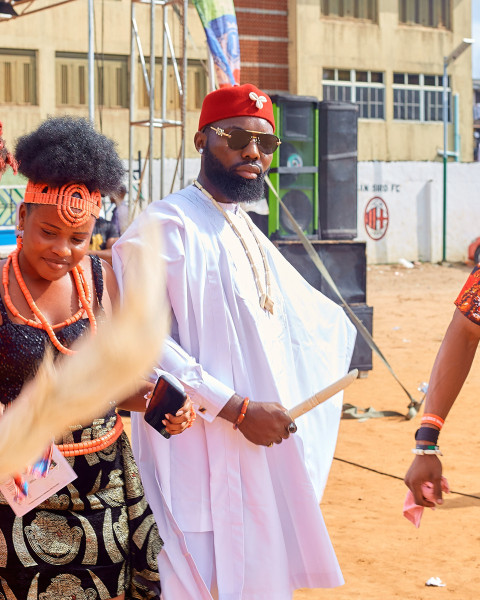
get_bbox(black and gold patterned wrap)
[0,410,162,599]
[0,256,162,599]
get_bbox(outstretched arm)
[405,308,480,506]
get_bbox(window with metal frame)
[321,0,377,21]
[0,49,37,105]
[55,52,128,108]
[399,0,451,30]
[138,59,207,111]
[322,68,385,119]
[393,72,450,122]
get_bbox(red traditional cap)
[198,84,275,132]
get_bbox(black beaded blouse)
[0,255,104,406]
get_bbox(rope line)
[265,175,421,419]
[333,456,480,500]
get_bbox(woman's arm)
[405,308,480,506]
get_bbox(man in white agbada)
[113,83,356,600]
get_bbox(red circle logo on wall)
[364,196,389,241]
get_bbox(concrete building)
[0,0,210,161]
[0,0,473,164]
[291,0,474,162]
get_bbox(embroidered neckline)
[193,180,274,314]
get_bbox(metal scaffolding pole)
[129,0,187,212]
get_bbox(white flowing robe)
[113,185,356,600]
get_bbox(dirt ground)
[295,261,480,600]
[124,261,480,599]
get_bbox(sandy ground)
[125,261,480,599]
[295,261,480,600]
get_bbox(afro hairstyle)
[15,116,125,196]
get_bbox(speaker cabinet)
[346,303,373,372]
[274,240,367,304]
[267,94,319,239]
[318,101,358,240]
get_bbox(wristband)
[415,426,440,445]
[233,397,249,430]
[412,445,442,456]
[421,413,445,429]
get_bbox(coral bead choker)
[2,246,97,355]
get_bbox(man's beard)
[203,145,267,203]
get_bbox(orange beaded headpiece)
[24,181,102,227]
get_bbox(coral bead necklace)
[2,247,97,355]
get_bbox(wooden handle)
[288,369,358,421]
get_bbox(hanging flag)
[193,0,240,87]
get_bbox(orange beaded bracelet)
[233,397,249,430]
[421,413,445,430]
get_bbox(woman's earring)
[198,148,204,154]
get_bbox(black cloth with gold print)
[0,256,162,600]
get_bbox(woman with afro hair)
[0,117,191,600]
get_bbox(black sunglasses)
[210,126,281,154]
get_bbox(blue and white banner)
[194,0,240,87]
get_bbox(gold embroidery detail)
[128,497,148,520]
[26,573,39,600]
[113,506,129,553]
[67,482,85,510]
[122,438,144,500]
[102,508,123,563]
[96,469,124,507]
[0,528,7,567]
[38,574,97,600]
[117,562,126,596]
[24,511,82,565]
[96,440,117,463]
[87,570,111,600]
[75,513,99,565]
[0,575,19,600]
[85,449,100,466]
[87,471,104,510]
[147,524,163,570]
[37,493,69,511]
[12,517,37,567]
[133,513,156,550]
[134,567,162,583]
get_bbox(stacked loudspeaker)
[265,94,373,373]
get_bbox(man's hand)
[404,454,444,507]
[219,394,295,446]
[237,401,293,446]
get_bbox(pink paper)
[403,476,450,527]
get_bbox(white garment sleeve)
[160,335,235,422]
[113,203,235,423]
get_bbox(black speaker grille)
[274,240,366,304]
[318,101,358,240]
[279,190,313,234]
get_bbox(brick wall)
[235,0,289,92]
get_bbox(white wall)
[133,158,480,265]
[357,161,480,264]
